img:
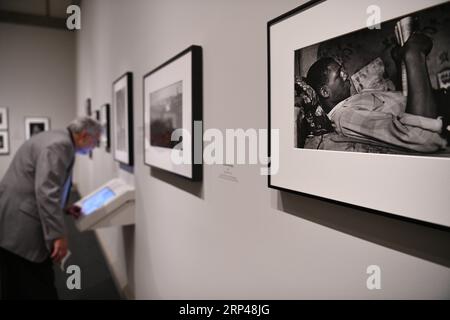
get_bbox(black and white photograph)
[150,80,183,149]
[0,131,9,155]
[100,103,111,151]
[115,88,126,152]
[25,117,50,140]
[0,107,8,130]
[293,2,450,157]
[268,0,450,228]
[112,72,133,165]
[143,45,202,180]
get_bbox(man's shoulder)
[32,130,74,155]
[340,90,404,109]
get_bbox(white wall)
[75,0,450,299]
[0,22,76,178]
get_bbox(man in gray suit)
[0,117,101,299]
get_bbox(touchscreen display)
[82,187,115,215]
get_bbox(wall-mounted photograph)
[268,0,450,228]
[0,131,9,155]
[25,117,50,140]
[150,80,183,149]
[0,107,8,130]
[112,72,133,166]
[85,98,92,116]
[100,103,111,152]
[143,45,202,180]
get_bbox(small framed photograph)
[268,0,450,228]
[0,107,8,130]
[100,103,111,152]
[25,117,50,140]
[112,72,133,166]
[85,98,92,116]
[0,131,9,155]
[143,45,203,180]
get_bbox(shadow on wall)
[119,163,134,174]
[277,191,450,268]
[122,224,135,299]
[149,166,204,199]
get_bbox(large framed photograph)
[100,103,111,152]
[25,117,50,140]
[0,107,8,130]
[0,131,9,155]
[112,72,134,166]
[143,45,202,180]
[268,0,450,228]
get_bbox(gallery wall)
[0,22,76,178]
[75,0,450,299]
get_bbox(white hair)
[68,117,102,137]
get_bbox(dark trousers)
[0,247,58,300]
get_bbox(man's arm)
[400,33,438,118]
[35,145,70,261]
[334,106,446,152]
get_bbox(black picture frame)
[85,98,92,117]
[100,103,111,152]
[112,72,134,166]
[143,45,203,181]
[267,0,450,230]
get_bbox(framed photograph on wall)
[25,117,50,140]
[0,107,8,130]
[268,0,450,228]
[143,45,203,180]
[112,72,133,166]
[85,98,92,117]
[0,131,9,155]
[100,103,111,152]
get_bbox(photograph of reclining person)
[294,2,450,157]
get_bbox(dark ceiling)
[0,0,81,29]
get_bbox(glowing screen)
[82,187,115,215]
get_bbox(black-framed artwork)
[0,107,8,130]
[112,72,133,166]
[94,110,101,147]
[0,131,9,155]
[100,103,111,152]
[85,98,92,117]
[268,0,449,229]
[143,45,202,180]
[25,117,50,140]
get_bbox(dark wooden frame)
[143,45,203,181]
[112,72,134,166]
[101,103,111,152]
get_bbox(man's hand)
[391,33,433,64]
[51,237,68,263]
[65,204,82,219]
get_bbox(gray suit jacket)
[0,129,75,262]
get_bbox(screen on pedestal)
[82,187,116,215]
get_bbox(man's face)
[324,61,351,103]
[76,131,100,155]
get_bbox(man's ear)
[319,86,330,98]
